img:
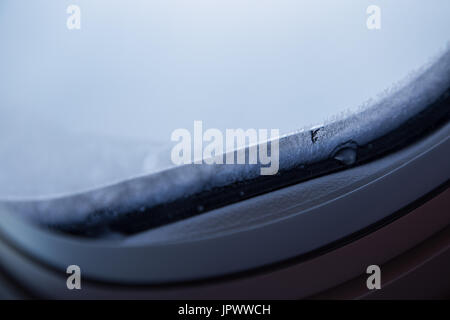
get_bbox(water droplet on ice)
[333,147,357,165]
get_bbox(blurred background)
[0,0,449,198]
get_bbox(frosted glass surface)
[1,1,449,197]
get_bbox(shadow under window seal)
[3,49,450,237]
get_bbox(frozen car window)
[0,0,449,200]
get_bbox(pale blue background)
[1,0,449,197]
